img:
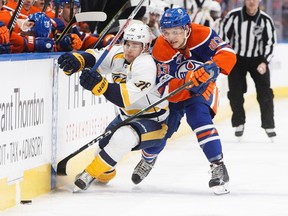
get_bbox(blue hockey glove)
[0,43,10,54]
[58,52,85,75]
[28,12,52,38]
[80,69,108,95]
[34,37,54,52]
[57,33,83,51]
[185,61,219,88]
[52,18,66,32]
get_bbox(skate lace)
[209,164,224,179]
[134,159,153,178]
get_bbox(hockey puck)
[20,200,32,205]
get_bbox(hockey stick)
[69,0,74,21]
[75,12,107,22]
[93,0,107,33]
[56,80,193,176]
[42,0,50,13]
[54,0,60,18]
[89,0,146,72]
[92,0,131,49]
[55,12,107,43]
[7,0,24,36]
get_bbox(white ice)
[2,98,288,216]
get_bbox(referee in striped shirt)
[219,0,277,139]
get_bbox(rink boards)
[0,44,288,210]
[0,53,115,210]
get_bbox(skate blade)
[211,184,230,195]
[236,136,243,142]
[72,186,81,193]
[94,180,109,185]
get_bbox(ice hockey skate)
[235,124,244,138]
[209,161,230,195]
[73,170,95,192]
[265,128,276,142]
[131,157,157,184]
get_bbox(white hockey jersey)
[87,45,169,122]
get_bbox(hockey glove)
[24,36,54,52]
[0,21,10,54]
[185,61,219,87]
[51,18,66,32]
[34,37,54,52]
[201,81,216,101]
[58,52,85,75]
[0,43,10,54]
[57,33,83,51]
[0,21,9,44]
[80,69,108,96]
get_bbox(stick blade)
[56,159,69,176]
[75,12,107,22]
[131,0,149,7]
[118,19,143,29]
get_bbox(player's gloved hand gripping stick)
[56,63,218,175]
[56,78,194,176]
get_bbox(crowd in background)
[0,0,287,54]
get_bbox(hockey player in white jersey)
[57,23,169,191]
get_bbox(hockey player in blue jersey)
[131,7,237,195]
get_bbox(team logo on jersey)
[112,72,127,83]
[175,60,202,79]
[134,81,151,91]
[157,63,170,77]
[253,25,264,37]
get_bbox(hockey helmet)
[123,23,152,48]
[59,0,80,7]
[160,7,191,29]
[147,0,167,16]
[28,12,52,37]
[209,1,221,13]
[209,1,221,19]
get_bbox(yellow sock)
[85,155,112,178]
[97,170,116,184]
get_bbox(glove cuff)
[24,36,35,52]
[92,76,108,95]
[73,52,85,72]
[82,51,96,68]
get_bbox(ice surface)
[2,99,288,216]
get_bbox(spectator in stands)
[18,12,55,52]
[190,0,215,28]
[0,0,11,54]
[1,1,54,53]
[53,0,119,51]
[209,0,222,33]
[3,0,41,18]
[52,0,83,51]
[80,0,126,34]
[34,0,55,18]
[145,0,167,45]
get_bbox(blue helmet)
[160,7,191,29]
[59,0,81,7]
[28,12,52,38]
